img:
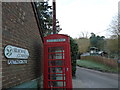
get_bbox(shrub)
[81,56,118,68]
[70,37,79,76]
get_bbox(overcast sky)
[49,0,119,38]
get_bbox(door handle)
[66,68,69,71]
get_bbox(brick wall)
[0,2,2,90]
[2,2,43,88]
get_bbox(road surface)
[72,66,118,88]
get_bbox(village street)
[72,66,118,88]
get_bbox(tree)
[75,38,90,53]
[35,1,62,36]
[78,31,90,39]
[106,38,118,59]
[107,15,119,37]
[106,15,119,59]
[89,33,97,47]
[89,33,105,50]
[70,37,79,76]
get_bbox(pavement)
[72,66,118,88]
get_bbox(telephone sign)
[47,38,66,42]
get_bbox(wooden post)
[53,0,56,34]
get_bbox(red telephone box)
[44,34,72,89]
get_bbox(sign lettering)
[8,60,28,64]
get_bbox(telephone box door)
[44,45,72,89]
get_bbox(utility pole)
[53,0,56,34]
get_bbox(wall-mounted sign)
[47,39,66,42]
[7,60,28,64]
[4,45,29,59]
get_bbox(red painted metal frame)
[44,34,72,89]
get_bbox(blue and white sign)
[4,45,29,59]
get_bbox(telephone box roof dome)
[44,34,69,38]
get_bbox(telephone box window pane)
[48,53,64,59]
[48,67,63,73]
[48,74,66,80]
[48,81,66,87]
[48,47,64,53]
[48,60,64,66]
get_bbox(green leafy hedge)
[70,37,79,76]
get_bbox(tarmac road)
[72,66,118,88]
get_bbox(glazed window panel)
[48,81,66,87]
[48,60,64,66]
[48,53,64,59]
[48,67,63,74]
[48,47,64,53]
[48,74,66,80]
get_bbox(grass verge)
[77,59,118,73]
